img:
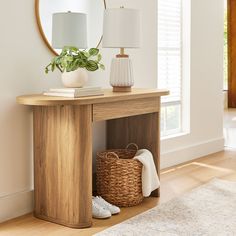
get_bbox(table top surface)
[16,88,169,106]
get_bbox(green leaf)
[65,55,74,62]
[51,63,55,72]
[89,48,99,56]
[45,47,104,74]
[73,61,80,71]
[97,54,102,62]
[75,53,82,59]
[71,59,80,71]
[56,64,63,73]
[70,46,79,52]
[79,53,87,60]
[61,59,67,71]
[99,64,105,70]
[81,51,90,58]
[60,50,67,57]
[78,60,86,68]
[86,60,99,71]
[61,46,69,54]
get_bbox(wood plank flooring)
[0,149,236,236]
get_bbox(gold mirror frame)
[35,0,107,55]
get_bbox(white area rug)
[95,179,236,236]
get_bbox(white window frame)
[158,0,190,138]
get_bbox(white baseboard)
[0,190,33,223]
[160,137,224,169]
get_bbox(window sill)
[161,131,189,141]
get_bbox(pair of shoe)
[92,196,120,219]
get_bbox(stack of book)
[43,87,104,98]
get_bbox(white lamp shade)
[52,12,88,49]
[102,8,141,48]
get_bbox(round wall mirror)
[35,0,106,55]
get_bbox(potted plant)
[45,46,105,88]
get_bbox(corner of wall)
[0,190,33,223]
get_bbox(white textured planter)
[61,68,88,88]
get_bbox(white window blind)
[158,0,182,104]
[158,0,183,136]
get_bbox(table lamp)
[52,12,88,49]
[103,7,141,92]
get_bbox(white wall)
[0,0,223,222]
[0,0,61,222]
[161,0,224,168]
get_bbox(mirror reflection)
[37,0,105,54]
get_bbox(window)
[158,0,190,137]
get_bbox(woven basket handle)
[126,143,139,151]
[106,152,119,160]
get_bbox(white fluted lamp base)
[110,57,134,92]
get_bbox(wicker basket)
[96,143,144,207]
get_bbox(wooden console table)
[16,88,169,228]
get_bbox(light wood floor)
[0,149,236,236]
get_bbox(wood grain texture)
[93,97,159,122]
[112,86,131,92]
[33,105,92,228]
[16,89,169,106]
[106,106,160,197]
[228,0,236,107]
[16,89,168,228]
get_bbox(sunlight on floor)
[161,161,235,175]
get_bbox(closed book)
[43,91,104,98]
[49,87,101,93]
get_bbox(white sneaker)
[93,196,120,215]
[92,199,111,219]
